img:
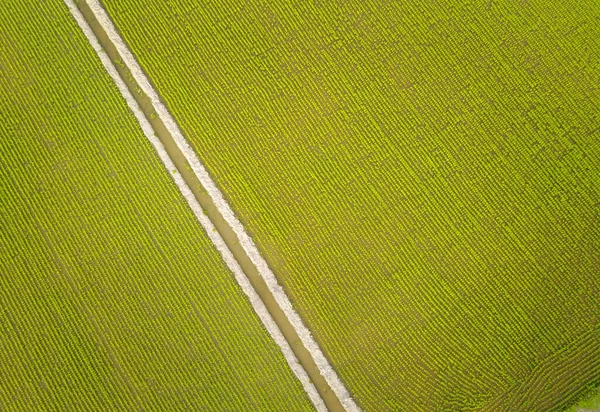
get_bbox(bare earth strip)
[68,1,340,409]
[63,1,327,410]
[79,0,360,410]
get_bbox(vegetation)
[566,381,600,412]
[101,0,600,410]
[0,1,313,410]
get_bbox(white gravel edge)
[64,1,326,410]
[83,1,360,410]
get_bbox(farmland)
[0,1,314,410]
[97,0,600,410]
[567,383,600,412]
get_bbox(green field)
[567,383,600,412]
[100,0,600,410]
[0,1,313,410]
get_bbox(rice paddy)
[1,0,599,410]
[96,0,600,410]
[0,1,315,410]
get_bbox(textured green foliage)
[0,2,312,410]
[102,0,600,409]
[565,380,600,412]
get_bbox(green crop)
[0,1,312,410]
[101,0,600,410]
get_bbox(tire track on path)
[65,0,351,409]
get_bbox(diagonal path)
[65,0,359,410]
[62,1,326,410]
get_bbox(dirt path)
[72,1,350,410]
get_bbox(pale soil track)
[66,0,358,410]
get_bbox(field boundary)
[484,326,600,411]
[82,0,359,410]
[63,1,326,410]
